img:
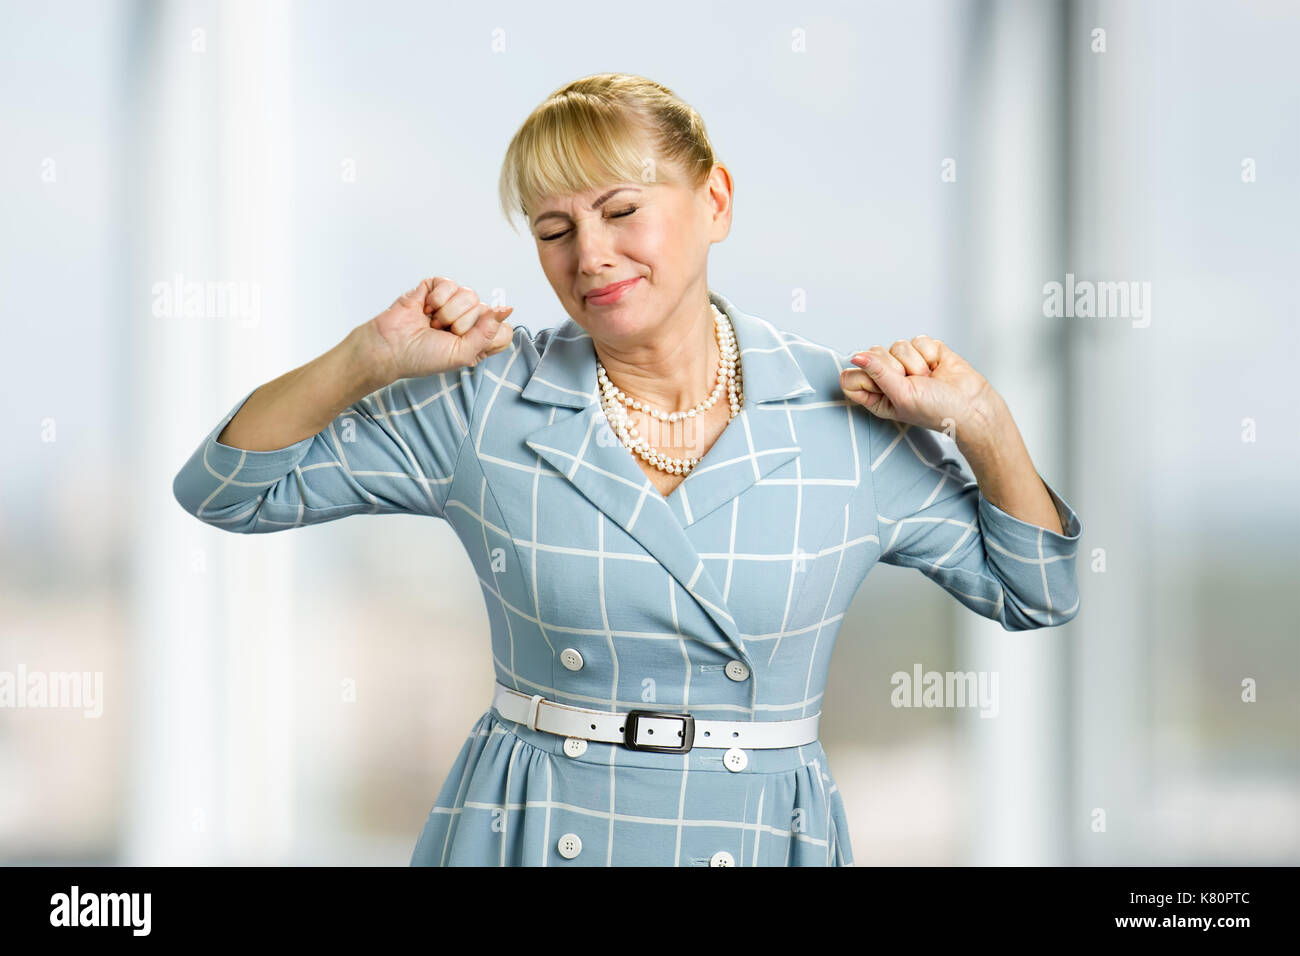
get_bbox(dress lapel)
[521,289,815,658]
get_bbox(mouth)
[585,276,642,305]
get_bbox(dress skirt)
[409,707,854,867]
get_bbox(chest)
[618,401,736,498]
[456,390,876,662]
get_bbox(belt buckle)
[623,710,695,753]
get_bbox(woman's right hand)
[355,277,515,385]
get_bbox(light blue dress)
[172,288,1083,866]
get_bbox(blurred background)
[1,0,1296,865]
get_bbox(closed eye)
[539,206,638,242]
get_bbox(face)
[529,159,733,343]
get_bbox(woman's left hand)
[839,335,998,439]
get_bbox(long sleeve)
[172,364,482,533]
[867,414,1083,630]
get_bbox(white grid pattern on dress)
[173,288,1082,866]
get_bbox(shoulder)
[741,311,897,461]
[459,320,553,391]
[445,318,599,420]
[491,321,550,367]
[744,312,857,406]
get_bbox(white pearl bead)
[597,303,742,480]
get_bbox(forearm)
[954,392,1066,535]
[216,326,390,452]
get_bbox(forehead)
[535,182,644,208]
[530,183,673,228]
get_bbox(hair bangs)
[509,107,652,230]
[498,73,717,235]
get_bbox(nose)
[574,221,618,278]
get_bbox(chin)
[590,307,660,336]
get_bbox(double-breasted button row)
[546,836,746,865]
[566,739,747,772]
[565,648,751,682]
[557,833,734,866]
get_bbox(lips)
[585,277,640,300]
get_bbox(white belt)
[492,682,820,753]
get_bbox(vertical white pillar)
[955,0,1072,865]
[1064,0,1147,864]
[125,0,296,864]
[212,0,296,865]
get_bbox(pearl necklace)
[596,303,745,478]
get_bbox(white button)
[724,660,750,681]
[563,736,588,758]
[723,747,748,772]
[560,648,584,671]
[557,833,582,859]
[709,850,735,867]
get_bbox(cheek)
[537,248,570,281]
[624,220,670,262]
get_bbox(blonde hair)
[498,72,718,234]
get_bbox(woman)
[173,73,1082,866]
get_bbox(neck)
[593,294,720,410]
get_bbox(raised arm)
[841,335,1082,630]
[172,277,515,532]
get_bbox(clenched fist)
[355,277,515,385]
[839,335,997,439]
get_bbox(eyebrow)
[532,187,642,227]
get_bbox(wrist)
[953,389,1011,458]
[953,392,1039,498]
[343,323,398,393]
